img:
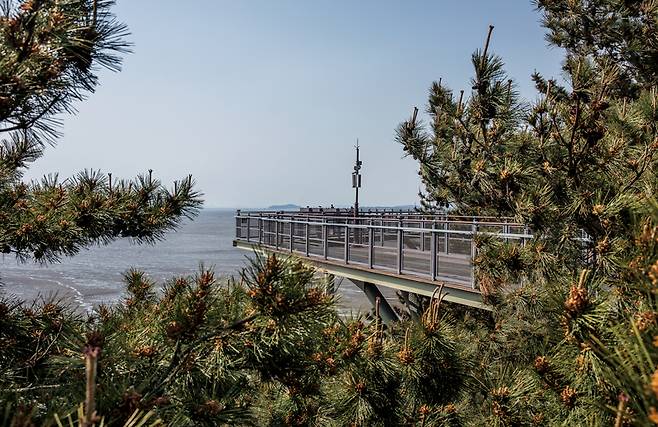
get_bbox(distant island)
[267,204,301,210]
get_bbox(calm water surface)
[0,209,370,314]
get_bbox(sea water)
[0,209,371,315]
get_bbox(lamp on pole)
[352,140,362,217]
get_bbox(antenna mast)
[352,140,362,216]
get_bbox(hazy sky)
[25,1,564,208]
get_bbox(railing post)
[258,214,263,244]
[246,215,251,242]
[368,221,374,269]
[397,222,403,275]
[275,220,279,250]
[421,220,426,252]
[235,210,241,239]
[344,224,349,264]
[471,219,478,289]
[305,222,309,256]
[444,221,449,254]
[430,222,437,281]
[289,219,294,253]
[323,221,328,259]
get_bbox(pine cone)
[649,260,658,287]
[134,345,157,359]
[397,348,414,365]
[532,413,545,425]
[442,404,456,414]
[575,354,589,373]
[491,386,510,399]
[649,407,658,425]
[651,369,658,399]
[199,399,223,416]
[534,356,550,374]
[165,321,183,339]
[491,401,507,418]
[565,283,589,315]
[592,204,605,216]
[634,311,656,332]
[560,386,577,408]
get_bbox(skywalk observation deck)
[233,209,532,311]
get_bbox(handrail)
[233,209,600,297]
[234,210,538,291]
[236,208,515,221]
[248,216,532,239]
[236,211,523,228]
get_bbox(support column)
[350,279,399,324]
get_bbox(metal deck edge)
[233,240,488,311]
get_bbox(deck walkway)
[233,209,531,310]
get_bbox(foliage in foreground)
[0,255,469,426]
[0,216,656,426]
[396,0,658,424]
[0,0,202,264]
[2,0,658,425]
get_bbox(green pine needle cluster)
[0,255,469,426]
[0,0,203,263]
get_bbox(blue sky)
[26,0,564,208]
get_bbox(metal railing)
[234,210,532,290]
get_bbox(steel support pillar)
[350,279,399,324]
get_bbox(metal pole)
[247,215,251,242]
[269,218,274,246]
[344,224,349,264]
[421,220,426,252]
[275,220,279,249]
[323,221,328,259]
[368,223,374,269]
[289,219,294,253]
[355,181,359,217]
[352,142,362,245]
[430,222,437,281]
[471,220,477,289]
[305,222,309,256]
[351,280,398,323]
[353,141,361,215]
[235,210,241,239]
[397,222,403,275]
[258,215,263,244]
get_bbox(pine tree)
[0,1,199,424]
[4,1,658,425]
[0,0,202,264]
[397,0,658,424]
